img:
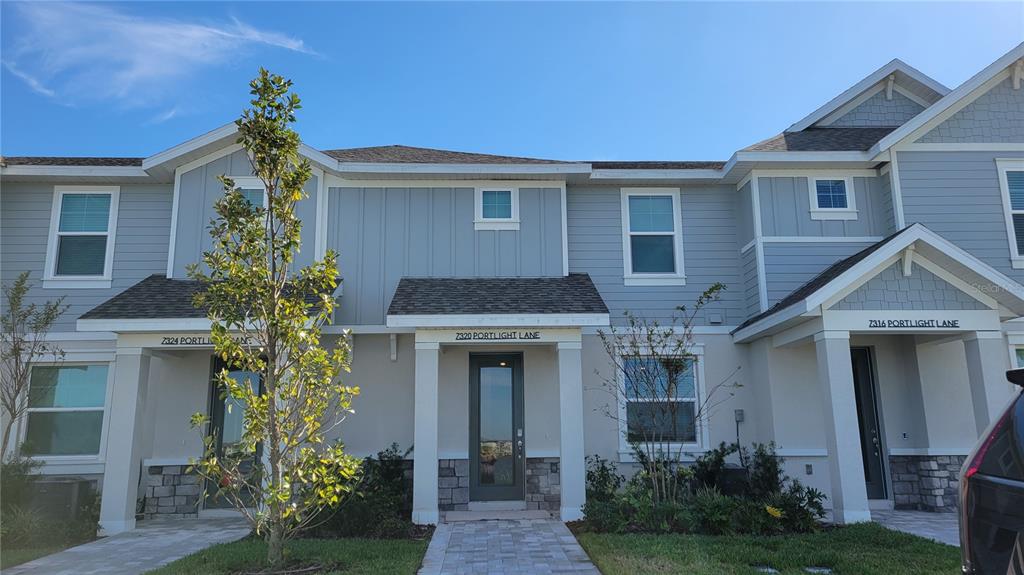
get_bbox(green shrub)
[691,442,738,492]
[689,486,738,535]
[309,443,415,539]
[0,455,42,513]
[767,479,827,533]
[743,442,784,499]
[585,455,623,503]
[0,481,100,549]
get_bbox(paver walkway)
[872,509,960,546]
[4,515,251,575]
[419,519,599,575]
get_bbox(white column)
[99,347,152,534]
[412,341,440,525]
[965,331,1013,436]
[557,341,585,522]
[813,330,870,524]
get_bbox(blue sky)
[2,2,1022,161]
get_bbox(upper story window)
[22,364,109,457]
[809,177,857,220]
[620,188,685,286]
[997,159,1024,269]
[231,176,267,212]
[474,187,519,230]
[44,186,119,289]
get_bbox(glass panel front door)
[469,354,525,501]
[206,358,263,509]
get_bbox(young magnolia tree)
[1,272,67,461]
[597,283,740,505]
[188,69,360,565]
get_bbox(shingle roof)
[80,275,334,320]
[590,161,726,170]
[1,156,144,167]
[734,228,910,332]
[387,274,608,316]
[742,127,897,152]
[322,145,572,165]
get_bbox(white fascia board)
[298,144,341,171]
[1,165,150,178]
[731,301,813,343]
[870,42,1024,156]
[385,313,610,328]
[142,123,239,170]
[335,162,592,176]
[589,169,725,181]
[721,151,877,183]
[76,318,212,332]
[786,58,949,133]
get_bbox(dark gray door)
[850,347,887,500]
[206,357,262,509]
[469,353,525,501]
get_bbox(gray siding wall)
[898,150,1024,283]
[917,76,1024,143]
[328,186,564,325]
[826,89,924,128]
[171,148,320,276]
[762,242,875,307]
[566,185,743,326]
[879,171,896,232]
[1,183,173,332]
[831,262,989,311]
[742,247,760,317]
[758,176,891,237]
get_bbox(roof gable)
[915,74,1024,144]
[786,59,948,133]
[823,88,925,128]
[829,261,991,311]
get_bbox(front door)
[850,347,887,500]
[206,358,263,509]
[469,353,525,501]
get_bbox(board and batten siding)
[757,176,891,238]
[737,181,754,246]
[171,148,319,276]
[327,186,564,325]
[1,183,173,333]
[566,185,743,326]
[898,150,1024,283]
[762,242,875,308]
[741,247,760,318]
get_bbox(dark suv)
[960,368,1024,574]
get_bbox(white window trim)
[43,186,120,289]
[19,362,114,464]
[808,176,858,220]
[474,187,520,230]
[616,344,708,462]
[996,158,1024,269]
[230,176,269,208]
[620,188,686,286]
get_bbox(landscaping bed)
[574,521,961,575]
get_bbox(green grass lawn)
[1,546,67,569]
[146,536,429,575]
[575,522,961,575]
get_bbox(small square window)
[481,190,512,219]
[815,179,848,209]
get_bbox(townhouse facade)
[3,43,1024,533]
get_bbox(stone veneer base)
[889,455,967,512]
[438,457,561,512]
[142,465,201,518]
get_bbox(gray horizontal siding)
[831,262,989,311]
[566,185,743,326]
[917,76,1024,143]
[826,89,924,128]
[1,183,173,332]
[742,247,760,318]
[328,186,563,325]
[758,176,889,238]
[762,242,875,307]
[898,150,1024,283]
[171,148,319,276]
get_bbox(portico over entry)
[385,274,609,524]
[734,224,1024,523]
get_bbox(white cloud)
[4,2,315,109]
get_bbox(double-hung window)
[621,188,685,285]
[618,355,703,459]
[44,186,119,288]
[22,365,109,457]
[474,188,519,230]
[809,177,857,220]
[997,159,1024,269]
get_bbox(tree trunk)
[267,522,284,565]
